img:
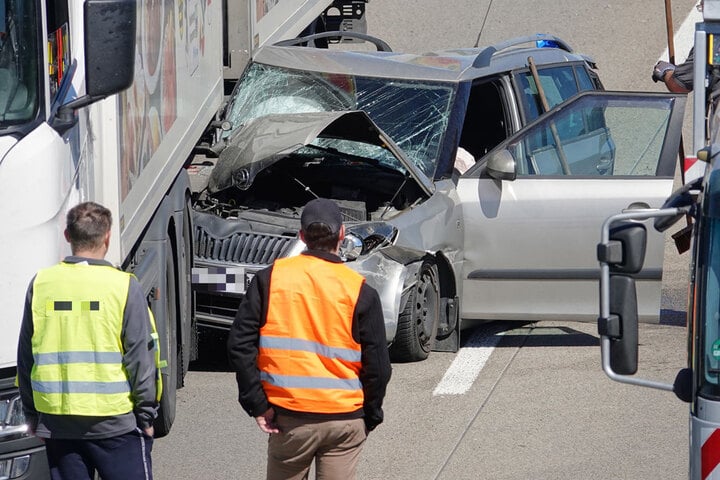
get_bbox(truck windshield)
[0,0,39,129]
[699,169,720,399]
[225,62,455,179]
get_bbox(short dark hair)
[66,202,112,251]
[302,223,340,251]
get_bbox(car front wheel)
[389,260,440,362]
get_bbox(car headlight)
[0,454,31,480]
[0,392,41,479]
[340,222,397,261]
[0,392,30,441]
[341,234,364,261]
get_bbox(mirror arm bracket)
[52,94,106,135]
[598,314,620,338]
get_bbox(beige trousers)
[266,415,367,480]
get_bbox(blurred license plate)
[192,266,255,294]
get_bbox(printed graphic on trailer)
[118,0,211,200]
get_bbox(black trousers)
[44,428,153,480]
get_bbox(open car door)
[458,91,686,323]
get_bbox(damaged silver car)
[189,34,686,362]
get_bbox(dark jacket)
[673,48,720,99]
[227,250,392,431]
[17,256,158,439]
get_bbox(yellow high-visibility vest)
[259,255,365,414]
[30,262,159,416]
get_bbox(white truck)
[0,0,367,477]
[597,1,720,478]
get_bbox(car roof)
[252,35,596,83]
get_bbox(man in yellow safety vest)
[16,201,161,480]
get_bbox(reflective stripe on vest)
[31,262,134,416]
[259,255,365,414]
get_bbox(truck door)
[458,91,686,323]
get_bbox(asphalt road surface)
[153,1,698,478]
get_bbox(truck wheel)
[179,201,194,381]
[389,260,440,362]
[154,245,178,438]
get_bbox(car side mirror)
[485,149,517,181]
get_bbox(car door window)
[504,93,681,177]
[575,65,595,91]
[517,65,593,122]
[458,79,510,162]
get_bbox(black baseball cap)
[301,198,342,234]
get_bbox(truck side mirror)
[53,0,136,134]
[84,0,136,97]
[606,275,638,374]
[597,223,646,375]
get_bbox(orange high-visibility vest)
[259,255,365,414]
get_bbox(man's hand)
[255,408,279,434]
[652,60,676,83]
[143,425,154,438]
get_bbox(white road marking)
[432,326,503,396]
[658,7,703,63]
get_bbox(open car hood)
[208,110,434,195]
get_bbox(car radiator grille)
[194,227,294,265]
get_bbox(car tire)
[389,260,440,362]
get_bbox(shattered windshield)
[302,137,406,172]
[0,0,39,128]
[225,62,455,178]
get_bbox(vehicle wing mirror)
[597,223,646,375]
[84,0,136,97]
[605,275,638,375]
[53,0,136,134]
[485,149,517,181]
[598,223,646,274]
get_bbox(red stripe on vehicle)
[702,429,720,479]
[683,156,697,172]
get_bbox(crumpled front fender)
[346,246,433,344]
[346,252,409,344]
